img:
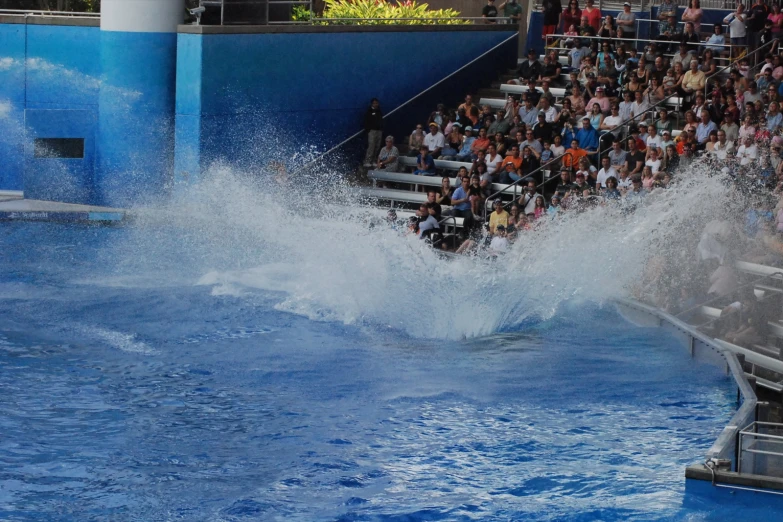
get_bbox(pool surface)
[1,222,782,520]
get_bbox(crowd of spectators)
[365,1,783,260]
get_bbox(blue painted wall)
[96,31,178,207]
[174,29,518,182]
[0,22,100,201]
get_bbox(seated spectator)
[519,146,541,182]
[538,96,558,123]
[660,129,675,151]
[485,144,504,180]
[488,225,510,254]
[568,84,587,117]
[416,203,440,239]
[436,176,453,206]
[695,110,718,147]
[704,130,719,153]
[377,136,400,172]
[576,156,598,187]
[488,109,511,136]
[471,128,491,157]
[737,135,758,167]
[550,134,566,161]
[705,24,726,54]
[572,170,592,194]
[470,149,488,176]
[440,125,463,160]
[520,129,544,158]
[488,199,509,235]
[587,103,604,131]
[519,98,540,127]
[631,90,651,122]
[468,174,485,220]
[408,125,425,157]
[722,112,740,142]
[500,161,520,184]
[596,155,618,190]
[413,145,436,176]
[739,114,756,142]
[455,127,476,162]
[645,147,662,174]
[533,112,555,143]
[767,101,783,132]
[539,55,562,84]
[587,86,611,114]
[608,139,627,169]
[517,49,542,84]
[563,138,589,170]
[424,122,445,158]
[679,21,700,55]
[575,117,600,156]
[625,137,646,177]
[712,129,735,160]
[682,59,706,100]
[518,180,541,215]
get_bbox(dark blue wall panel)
[0,24,27,191]
[175,29,517,181]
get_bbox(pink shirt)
[683,7,703,33]
[769,12,783,33]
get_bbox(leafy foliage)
[292,5,312,21]
[318,0,468,25]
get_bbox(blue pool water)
[1,222,782,520]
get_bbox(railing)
[739,421,783,477]
[482,150,574,222]
[288,31,519,178]
[547,32,735,55]
[199,1,515,26]
[0,8,99,18]
[201,0,313,26]
[703,38,778,99]
[648,0,738,8]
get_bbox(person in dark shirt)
[518,49,543,85]
[363,98,383,167]
[533,113,554,143]
[541,0,562,42]
[413,145,436,176]
[482,0,498,23]
[747,0,771,54]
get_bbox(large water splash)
[109,158,739,340]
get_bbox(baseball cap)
[465,126,473,131]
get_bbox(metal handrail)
[288,31,519,179]
[675,270,783,321]
[0,9,99,17]
[703,39,778,99]
[547,32,735,52]
[482,150,574,222]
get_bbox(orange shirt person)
[563,139,588,169]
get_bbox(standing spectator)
[413,145,436,176]
[748,0,771,58]
[499,0,522,23]
[363,98,383,167]
[376,136,399,172]
[681,0,703,35]
[563,0,582,34]
[541,0,563,42]
[616,2,636,41]
[583,0,601,32]
[658,0,678,37]
[770,3,783,38]
[482,0,498,23]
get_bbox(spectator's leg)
[364,130,383,166]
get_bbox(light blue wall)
[174,29,518,182]
[0,21,100,200]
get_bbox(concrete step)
[477,88,504,98]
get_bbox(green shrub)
[318,0,469,25]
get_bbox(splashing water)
[106,158,737,340]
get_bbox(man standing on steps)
[482,0,498,23]
[541,0,562,43]
[363,98,383,168]
[498,0,522,24]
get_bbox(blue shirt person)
[413,146,436,176]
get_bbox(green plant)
[292,5,312,22]
[317,0,469,26]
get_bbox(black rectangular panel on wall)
[33,138,85,159]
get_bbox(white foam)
[116,160,739,340]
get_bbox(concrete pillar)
[95,0,183,207]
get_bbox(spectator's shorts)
[731,36,746,47]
